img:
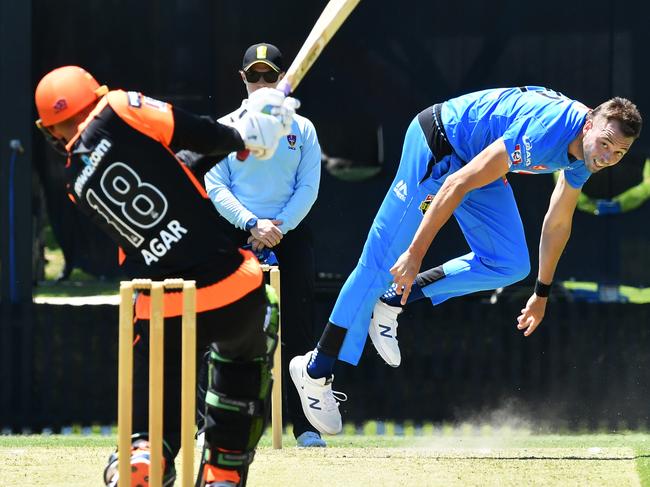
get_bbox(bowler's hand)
[516,293,547,336]
[390,249,423,305]
[250,219,283,248]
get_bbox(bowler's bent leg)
[420,178,530,304]
[331,117,451,365]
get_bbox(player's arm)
[171,88,298,159]
[516,171,580,336]
[110,89,295,164]
[274,120,321,233]
[204,159,257,230]
[170,108,244,157]
[538,171,580,283]
[106,91,245,157]
[391,138,510,302]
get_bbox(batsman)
[34,65,299,487]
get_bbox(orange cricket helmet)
[35,65,108,127]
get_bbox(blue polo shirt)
[205,100,321,234]
[441,86,591,188]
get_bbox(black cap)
[242,43,283,72]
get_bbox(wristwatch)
[245,217,258,231]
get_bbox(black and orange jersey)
[62,90,250,287]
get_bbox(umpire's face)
[240,62,284,96]
[582,115,634,173]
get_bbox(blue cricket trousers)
[331,114,531,365]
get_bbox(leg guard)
[196,285,279,485]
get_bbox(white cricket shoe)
[289,352,347,435]
[369,300,402,367]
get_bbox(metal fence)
[2,294,649,433]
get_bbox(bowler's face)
[582,116,634,173]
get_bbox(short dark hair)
[589,97,643,139]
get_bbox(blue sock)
[380,281,425,307]
[306,348,336,379]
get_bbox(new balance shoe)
[202,464,243,487]
[289,352,347,435]
[296,430,327,447]
[369,300,402,367]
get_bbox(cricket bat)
[237,0,361,160]
[278,0,362,95]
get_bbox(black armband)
[534,279,552,298]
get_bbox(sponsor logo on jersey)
[127,91,142,108]
[74,138,113,196]
[532,165,548,171]
[143,96,168,112]
[393,180,407,201]
[419,194,434,215]
[287,134,297,149]
[511,144,522,165]
[141,220,188,265]
[522,135,533,166]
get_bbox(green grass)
[2,430,650,486]
[35,246,118,297]
[35,277,118,297]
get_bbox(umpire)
[204,43,324,447]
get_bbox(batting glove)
[232,110,285,160]
[247,87,300,134]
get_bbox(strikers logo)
[287,134,297,150]
[419,194,434,215]
[510,144,522,165]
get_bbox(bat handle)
[277,79,292,96]
[236,150,250,161]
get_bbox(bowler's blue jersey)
[441,86,591,188]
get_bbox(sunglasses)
[244,69,280,83]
